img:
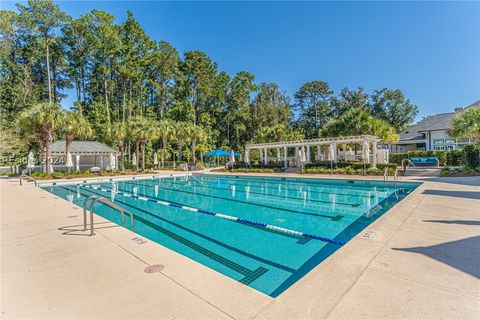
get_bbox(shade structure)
[109,152,116,170]
[153,152,158,165]
[65,152,73,168]
[132,153,137,166]
[327,143,335,161]
[27,151,35,168]
[229,150,235,162]
[362,139,370,163]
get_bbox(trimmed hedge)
[389,153,408,165]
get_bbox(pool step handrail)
[19,174,37,186]
[82,195,134,236]
[394,168,399,182]
[383,168,388,182]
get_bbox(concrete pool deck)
[1,173,479,319]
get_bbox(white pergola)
[245,135,380,168]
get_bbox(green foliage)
[449,107,480,141]
[320,108,398,143]
[2,0,421,166]
[462,144,480,169]
[446,149,463,166]
[389,153,408,165]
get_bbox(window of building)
[445,139,455,144]
[433,139,444,145]
[434,145,445,151]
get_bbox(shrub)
[446,149,463,166]
[463,144,480,169]
[389,153,408,165]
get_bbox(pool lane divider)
[82,184,345,246]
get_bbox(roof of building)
[51,140,119,155]
[398,100,480,142]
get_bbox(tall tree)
[294,81,333,139]
[109,121,128,170]
[370,88,418,132]
[146,40,180,118]
[16,0,68,103]
[179,51,217,126]
[87,9,121,124]
[331,87,370,116]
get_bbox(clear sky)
[2,1,479,120]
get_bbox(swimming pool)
[41,174,419,297]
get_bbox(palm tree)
[189,124,206,162]
[449,107,480,142]
[110,121,128,170]
[174,121,189,162]
[132,116,158,173]
[62,111,92,171]
[18,102,64,173]
[320,108,398,143]
[157,118,174,163]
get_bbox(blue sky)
[3,1,479,120]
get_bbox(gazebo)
[50,140,120,171]
[245,135,383,168]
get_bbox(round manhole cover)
[144,264,164,273]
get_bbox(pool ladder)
[19,174,37,186]
[82,195,134,236]
[383,168,399,183]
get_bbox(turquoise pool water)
[41,174,419,297]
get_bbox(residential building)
[388,100,478,153]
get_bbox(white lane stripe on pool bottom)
[82,184,344,245]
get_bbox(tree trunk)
[135,141,139,171]
[104,78,110,124]
[119,141,125,171]
[192,138,197,162]
[46,130,53,174]
[162,136,168,162]
[178,139,183,162]
[65,137,72,173]
[141,141,146,173]
[46,44,52,103]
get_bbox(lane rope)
[81,184,345,246]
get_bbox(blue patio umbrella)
[204,149,240,166]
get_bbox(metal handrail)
[383,168,388,182]
[82,195,134,236]
[394,168,399,182]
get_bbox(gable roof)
[398,99,480,142]
[51,140,119,155]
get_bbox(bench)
[410,157,439,167]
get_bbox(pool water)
[41,174,419,297]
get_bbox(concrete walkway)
[1,174,479,319]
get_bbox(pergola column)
[333,142,338,162]
[306,145,311,163]
[100,155,104,169]
[264,147,268,165]
[295,146,299,166]
[259,148,263,163]
[342,143,347,161]
[283,146,288,168]
[245,148,251,165]
[317,145,321,161]
[372,141,377,168]
[276,148,281,163]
